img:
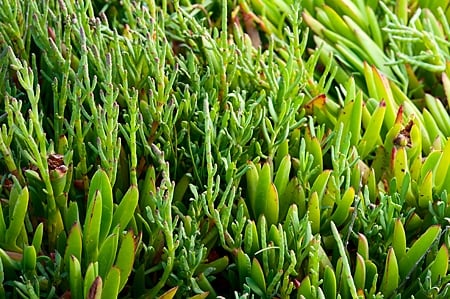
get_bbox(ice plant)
[0,0,449,298]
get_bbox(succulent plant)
[0,0,449,298]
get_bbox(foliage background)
[0,0,450,298]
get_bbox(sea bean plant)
[0,0,449,298]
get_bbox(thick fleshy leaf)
[64,222,82,269]
[98,226,119,279]
[158,286,178,299]
[83,191,102,263]
[115,230,136,292]
[111,185,139,231]
[70,256,83,299]
[101,267,120,299]
[5,186,29,249]
[88,170,113,244]
[399,225,441,280]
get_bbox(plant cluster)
[0,0,449,298]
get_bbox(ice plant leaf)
[21,245,36,273]
[429,245,449,285]
[418,171,433,208]
[97,226,119,279]
[358,100,386,159]
[392,219,406,261]
[83,191,102,263]
[88,169,113,244]
[435,138,450,193]
[254,162,272,222]
[380,247,399,297]
[111,185,139,231]
[115,230,136,292]
[31,222,44,254]
[331,186,355,226]
[157,286,179,299]
[246,161,259,218]
[101,267,121,299]
[323,266,336,299]
[308,191,320,234]
[399,225,441,280]
[69,256,83,299]
[264,183,279,227]
[274,154,291,199]
[64,222,82,269]
[5,186,29,250]
[250,258,266,293]
[354,253,366,292]
[310,170,332,200]
[87,276,102,299]
[236,248,251,287]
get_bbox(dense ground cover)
[0,0,450,298]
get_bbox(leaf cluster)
[0,0,449,298]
